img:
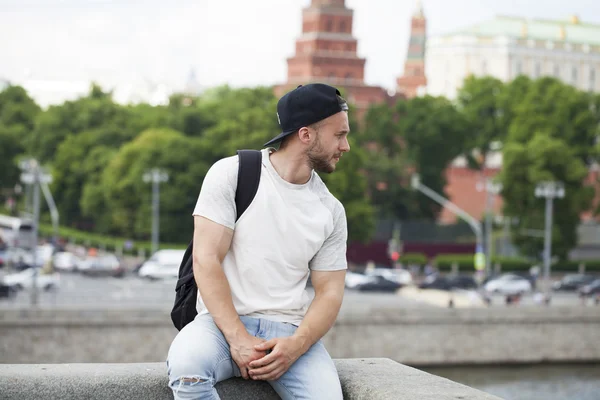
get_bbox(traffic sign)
[474,252,485,271]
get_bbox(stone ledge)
[0,358,502,400]
[2,306,599,326]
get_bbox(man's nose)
[340,137,350,152]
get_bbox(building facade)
[275,0,392,109]
[426,15,600,99]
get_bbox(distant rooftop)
[442,15,600,46]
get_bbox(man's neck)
[269,148,313,185]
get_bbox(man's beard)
[306,135,338,174]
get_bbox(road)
[0,272,587,310]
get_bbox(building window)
[340,20,346,33]
[345,73,353,81]
[572,66,578,84]
[591,68,596,91]
[515,61,522,76]
[534,62,541,78]
[554,64,560,78]
[326,19,333,32]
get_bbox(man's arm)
[193,215,266,379]
[292,269,346,351]
[248,269,346,380]
[192,215,242,342]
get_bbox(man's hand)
[247,337,306,381]
[229,334,268,380]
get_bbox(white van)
[137,249,185,280]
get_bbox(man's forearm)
[195,258,246,343]
[292,290,343,353]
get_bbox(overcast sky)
[1,0,598,94]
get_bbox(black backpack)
[170,149,262,331]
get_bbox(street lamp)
[143,168,169,256]
[476,179,502,277]
[411,174,485,277]
[20,159,53,307]
[534,181,565,297]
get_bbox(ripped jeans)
[166,314,343,400]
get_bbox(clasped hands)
[230,334,305,381]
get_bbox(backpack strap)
[235,149,262,222]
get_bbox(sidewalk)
[397,286,486,308]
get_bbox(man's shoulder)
[310,174,345,216]
[206,154,240,180]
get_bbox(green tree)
[320,138,375,242]
[100,128,211,242]
[500,78,598,259]
[0,85,40,200]
[51,126,135,228]
[501,135,592,258]
[457,76,505,169]
[28,83,133,162]
[0,126,22,190]
[398,96,469,219]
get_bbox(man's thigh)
[262,323,342,400]
[167,314,239,386]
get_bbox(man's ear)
[298,127,312,144]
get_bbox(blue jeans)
[166,314,343,399]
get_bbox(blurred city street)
[0,268,587,311]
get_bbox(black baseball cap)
[264,83,348,147]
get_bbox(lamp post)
[477,179,502,277]
[534,181,565,296]
[143,168,169,256]
[20,159,53,307]
[411,174,485,276]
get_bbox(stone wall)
[0,359,503,400]
[1,306,599,365]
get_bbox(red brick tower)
[276,0,390,110]
[396,0,427,98]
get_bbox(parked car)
[137,249,186,280]
[79,254,125,278]
[578,279,600,297]
[0,282,17,298]
[484,274,532,295]
[3,245,55,271]
[552,274,596,291]
[2,268,60,291]
[355,275,403,292]
[419,274,478,291]
[52,251,84,272]
[365,268,413,286]
[345,271,376,289]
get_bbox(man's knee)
[168,370,216,399]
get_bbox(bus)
[0,214,35,249]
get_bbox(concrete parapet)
[0,359,502,400]
[1,306,599,365]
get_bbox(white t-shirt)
[192,148,348,325]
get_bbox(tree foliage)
[2,76,598,257]
[0,83,375,244]
[499,78,598,259]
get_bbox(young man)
[167,83,351,399]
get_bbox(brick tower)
[276,0,389,110]
[396,0,427,98]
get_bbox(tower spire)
[414,0,424,18]
[396,0,427,98]
[275,0,389,111]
